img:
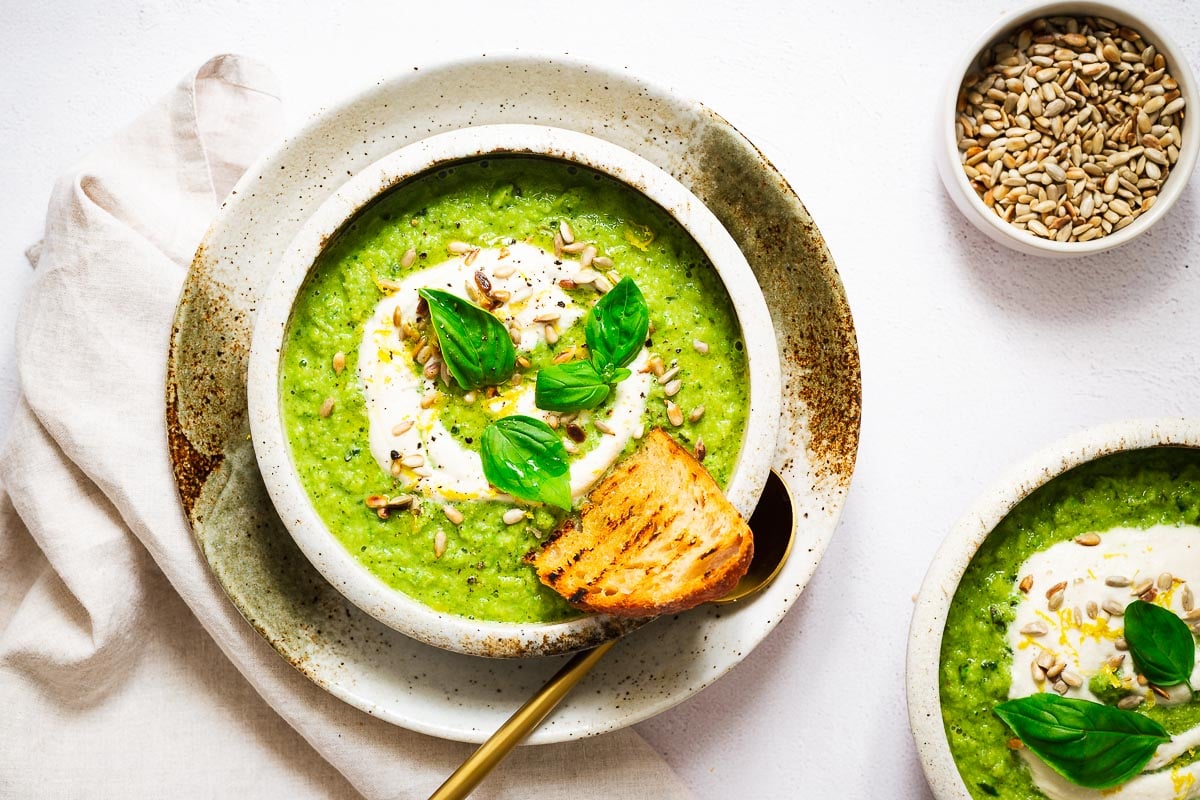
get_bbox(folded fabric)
[0,54,692,800]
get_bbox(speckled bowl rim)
[247,124,782,658]
[907,417,1200,798]
[937,1,1199,257]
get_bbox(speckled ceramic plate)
[166,54,861,744]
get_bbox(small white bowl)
[248,124,781,658]
[938,2,1198,257]
[907,417,1200,798]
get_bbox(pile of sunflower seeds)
[956,16,1186,243]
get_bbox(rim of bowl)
[906,416,1200,798]
[938,1,1199,257]
[247,123,782,658]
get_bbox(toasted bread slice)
[527,428,753,617]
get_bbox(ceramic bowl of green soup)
[248,124,781,658]
[909,418,1200,800]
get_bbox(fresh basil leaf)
[1125,600,1196,688]
[995,693,1169,789]
[480,416,572,510]
[608,367,632,383]
[585,277,649,378]
[417,288,515,390]
[535,360,611,412]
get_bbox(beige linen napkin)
[0,55,692,800]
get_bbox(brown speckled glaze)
[166,54,861,744]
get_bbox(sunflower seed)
[663,379,682,397]
[443,505,464,525]
[562,240,589,254]
[692,339,709,354]
[666,400,683,427]
[1158,572,1174,591]
[447,241,472,254]
[364,494,389,509]
[1020,621,1049,636]
[592,256,614,269]
[332,351,346,375]
[688,405,706,423]
[1048,588,1065,611]
[319,397,335,417]
[695,438,707,462]
[580,244,597,268]
[1046,580,1068,600]
[434,531,447,558]
[1161,97,1186,117]
[1105,575,1131,587]
[593,419,616,436]
[559,220,575,245]
[1019,574,1034,593]
[386,494,413,509]
[1075,533,1101,546]
[543,324,559,345]
[1103,599,1126,616]
[1046,660,1066,680]
[1184,585,1195,612]
[401,248,417,268]
[1118,695,1144,710]
[1131,578,1154,596]
[503,508,525,525]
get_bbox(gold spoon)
[428,469,795,800]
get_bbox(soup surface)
[280,157,750,623]
[941,448,1200,799]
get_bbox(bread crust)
[527,428,754,617]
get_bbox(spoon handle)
[428,638,618,800]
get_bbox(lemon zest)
[623,222,655,251]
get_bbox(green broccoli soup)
[941,447,1200,800]
[279,156,750,624]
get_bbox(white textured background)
[3,1,1199,798]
